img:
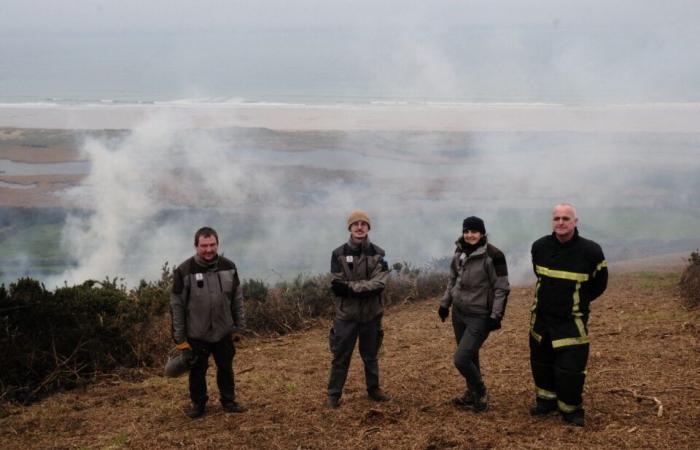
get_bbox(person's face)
[463,230,483,245]
[552,205,578,241]
[350,220,369,242]
[195,235,219,261]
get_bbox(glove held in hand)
[438,306,449,322]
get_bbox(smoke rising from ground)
[44,109,700,288]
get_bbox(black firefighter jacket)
[530,228,608,346]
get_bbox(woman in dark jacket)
[438,216,510,412]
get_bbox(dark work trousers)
[530,331,589,412]
[327,315,384,397]
[188,336,236,406]
[452,309,491,394]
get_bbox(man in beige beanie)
[326,210,391,408]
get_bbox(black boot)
[326,394,341,408]
[185,403,206,419]
[452,390,474,408]
[470,388,489,412]
[222,401,248,413]
[562,409,585,427]
[530,398,557,416]
[368,388,392,402]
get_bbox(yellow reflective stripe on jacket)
[552,336,590,348]
[530,280,541,313]
[557,399,582,413]
[572,281,581,315]
[574,316,587,337]
[535,265,589,282]
[592,259,608,277]
[529,280,542,341]
[536,387,557,400]
[572,280,588,339]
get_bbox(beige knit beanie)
[347,209,371,230]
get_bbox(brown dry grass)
[1,272,698,450]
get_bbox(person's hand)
[176,341,191,350]
[488,317,502,331]
[331,279,349,297]
[438,306,449,322]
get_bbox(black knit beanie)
[462,216,486,234]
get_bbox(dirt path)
[1,272,698,449]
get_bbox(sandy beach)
[2,102,700,132]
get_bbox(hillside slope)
[1,272,698,449]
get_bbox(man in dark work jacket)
[170,227,247,418]
[326,210,392,408]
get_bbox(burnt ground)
[1,271,698,449]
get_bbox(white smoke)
[36,108,700,289]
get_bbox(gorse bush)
[0,263,447,403]
[1,278,164,403]
[679,249,700,309]
[242,278,269,302]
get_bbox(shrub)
[0,261,447,402]
[679,249,700,309]
[245,274,333,334]
[243,278,269,302]
[0,268,173,403]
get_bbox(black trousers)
[530,332,589,413]
[327,315,384,397]
[452,309,491,394]
[188,336,236,406]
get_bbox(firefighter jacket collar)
[551,228,580,247]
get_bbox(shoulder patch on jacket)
[369,243,386,257]
[487,244,508,277]
[217,256,237,272]
[172,257,196,294]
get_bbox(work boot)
[470,389,489,412]
[452,390,474,408]
[562,409,585,427]
[185,403,206,419]
[530,398,557,416]
[222,401,248,413]
[326,394,341,409]
[368,388,392,402]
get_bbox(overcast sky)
[2,0,698,31]
[1,0,699,103]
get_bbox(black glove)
[488,317,502,331]
[331,279,349,297]
[438,306,449,322]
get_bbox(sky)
[1,0,699,103]
[2,1,698,31]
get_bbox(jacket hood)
[455,235,488,254]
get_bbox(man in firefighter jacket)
[326,210,392,408]
[529,203,608,426]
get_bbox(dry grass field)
[1,271,698,449]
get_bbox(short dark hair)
[194,227,219,246]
